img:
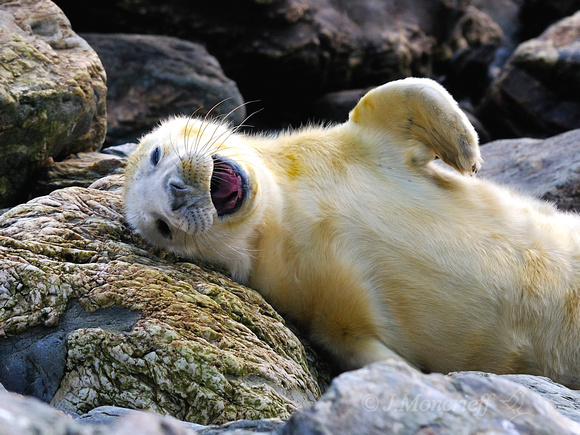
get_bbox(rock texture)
[81,34,246,146]
[0,177,327,425]
[0,0,107,208]
[466,372,580,424]
[29,151,127,199]
[281,362,580,434]
[478,12,580,139]
[0,388,204,435]
[3,361,580,434]
[479,129,580,212]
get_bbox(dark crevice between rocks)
[0,300,141,403]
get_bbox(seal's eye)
[150,147,161,166]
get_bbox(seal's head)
[124,116,264,282]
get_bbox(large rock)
[53,0,501,129]
[3,361,580,434]
[0,177,327,425]
[472,0,524,53]
[81,34,246,146]
[477,12,580,140]
[479,129,580,212]
[0,0,107,208]
[282,362,580,434]
[435,3,502,103]
[29,150,128,199]
[469,372,580,424]
[0,388,205,434]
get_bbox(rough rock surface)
[0,0,107,208]
[479,129,580,212]
[458,372,580,424]
[81,34,246,146]
[3,361,580,434]
[29,151,127,199]
[281,362,580,434]
[0,388,203,435]
[0,176,328,425]
[478,12,580,139]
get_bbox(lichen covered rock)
[0,177,327,425]
[0,0,107,208]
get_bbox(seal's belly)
[251,172,543,374]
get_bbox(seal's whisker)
[193,109,220,156]
[212,150,259,169]
[183,110,203,156]
[202,104,263,157]
[194,99,240,156]
[213,107,264,150]
[197,230,259,261]
[183,229,206,263]
[218,101,260,132]
[230,105,263,133]
[186,229,239,262]
[175,102,264,164]
[201,125,238,158]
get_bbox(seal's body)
[125,78,580,388]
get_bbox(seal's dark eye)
[150,147,161,166]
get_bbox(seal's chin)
[210,155,248,217]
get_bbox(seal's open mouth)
[210,155,247,217]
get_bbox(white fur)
[125,78,580,388]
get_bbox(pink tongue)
[213,167,241,210]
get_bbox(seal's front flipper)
[349,77,481,175]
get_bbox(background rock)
[81,34,246,146]
[53,0,502,130]
[519,0,580,39]
[0,0,107,208]
[0,178,328,425]
[477,12,580,139]
[479,129,580,212]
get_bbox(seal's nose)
[168,177,188,196]
[167,177,191,211]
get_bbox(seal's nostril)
[169,178,186,189]
[168,178,188,196]
[155,219,172,240]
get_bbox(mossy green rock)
[0,0,107,208]
[0,176,327,425]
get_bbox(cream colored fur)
[124,78,580,388]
